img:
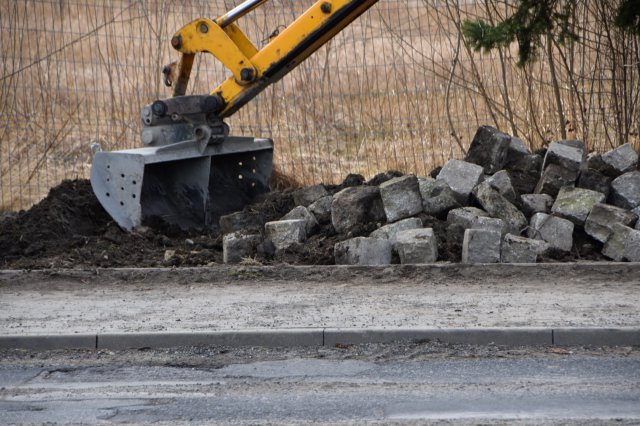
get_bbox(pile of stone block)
[221,125,640,265]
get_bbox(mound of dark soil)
[0,170,599,269]
[0,179,307,269]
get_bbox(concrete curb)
[1,327,639,350]
[98,329,323,350]
[0,334,96,350]
[323,327,552,346]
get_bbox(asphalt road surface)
[1,343,639,424]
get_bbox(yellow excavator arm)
[91,0,379,231]
[169,0,379,118]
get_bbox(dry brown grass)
[1,0,638,211]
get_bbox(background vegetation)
[1,0,638,210]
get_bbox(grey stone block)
[633,207,640,230]
[505,136,530,166]
[395,228,438,264]
[308,195,332,224]
[370,217,423,247]
[265,219,306,252]
[293,184,328,207]
[506,155,543,195]
[447,207,489,229]
[473,216,506,235]
[600,143,639,177]
[436,159,484,204]
[508,153,542,172]
[379,175,423,222]
[445,208,504,252]
[520,193,554,217]
[0,334,96,350]
[553,328,640,346]
[542,141,584,178]
[464,125,512,173]
[602,223,640,262]
[528,213,574,252]
[219,211,264,236]
[472,182,527,235]
[282,206,319,236]
[501,234,549,263]
[584,203,637,243]
[610,171,640,210]
[534,163,576,198]
[462,229,501,263]
[446,206,505,234]
[334,237,392,265]
[558,139,587,167]
[551,186,606,226]
[418,177,459,218]
[557,139,587,157]
[223,233,262,264]
[331,186,385,233]
[587,152,606,171]
[577,169,612,197]
[485,170,517,203]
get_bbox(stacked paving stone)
[221,125,640,265]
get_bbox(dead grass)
[1,0,638,211]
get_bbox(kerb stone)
[462,229,501,263]
[505,136,529,166]
[534,163,576,198]
[223,233,262,264]
[395,228,438,264]
[528,213,574,252]
[610,171,640,210]
[379,175,423,222]
[219,211,264,236]
[282,206,319,236]
[551,186,606,226]
[520,193,554,217]
[602,223,640,262]
[542,141,584,178]
[265,219,306,252]
[334,237,392,265]
[599,143,639,177]
[585,203,637,243]
[500,234,548,263]
[577,169,612,197]
[464,125,512,173]
[370,217,423,247]
[308,195,332,224]
[293,184,328,207]
[472,182,527,235]
[418,177,459,218]
[485,170,517,203]
[447,207,489,229]
[331,186,385,233]
[436,159,484,204]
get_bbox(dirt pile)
[3,124,638,269]
[0,175,358,269]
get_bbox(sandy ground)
[1,263,639,335]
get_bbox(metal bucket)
[91,132,272,231]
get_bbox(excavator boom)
[91,0,379,231]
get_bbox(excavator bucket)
[90,96,273,231]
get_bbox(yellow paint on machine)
[170,0,379,117]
